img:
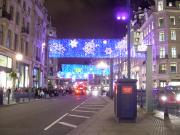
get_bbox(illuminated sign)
[48,39,146,58]
[122,86,133,94]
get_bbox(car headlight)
[176,94,180,101]
[161,95,167,102]
[92,90,98,96]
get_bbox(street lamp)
[15,53,23,88]
[115,1,131,79]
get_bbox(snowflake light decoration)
[50,42,66,55]
[83,40,98,55]
[105,48,112,55]
[69,39,78,48]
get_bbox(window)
[158,1,163,11]
[6,30,11,49]
[159,47,165,58]
[159,64,166,73]
[159,31,165,41]
[10,6,14,20]
[160,80,167,87]
[25,41,28,56]
[152,22,154,29]
[21,38,24,53]
[0,25,3,45]
[28,7,30,15]
[171,30,176,40]
[18,0,21,4]
[170,63,177,73]
[14,33,18,51]
[170,16,175,25]
[171,47,176,58]
[22,17,25,27]
[15,12,20,25]
[23,1,26,11]
[27,22,29,34]
[158,18,164,27]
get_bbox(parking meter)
[114,79,137,122]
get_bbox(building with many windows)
[0,0,48,90]
[114,0,180,89]
[140,0,180,87]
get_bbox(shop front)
[0,54,13,91]
[18,63,29,88]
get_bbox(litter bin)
[0,90,3,105]
[114,79,137,122]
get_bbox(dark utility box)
[114,79,137,122]
[0,90,3,105]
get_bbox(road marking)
[83,104,105,107]
[59,122,77,128]
[44,113,69,131]
[71,100,87,111]
[78,106,100,110]
[68,114,90,119]
[74,110,96,113]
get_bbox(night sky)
[45,0,130,39]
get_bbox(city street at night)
[1,0,180,135]
[0,95,108,135]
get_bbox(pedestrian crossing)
[44,96,108,131]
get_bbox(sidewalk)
[68,97,180,135]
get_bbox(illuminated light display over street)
[48,38,145,58]
[57,64,110,80]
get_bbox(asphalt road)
[0,95,108,135]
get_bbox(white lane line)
[71,100,87,111]
[68,114,90,119]
[74,110,96,113]
[78,106,100,110]
[59,122,77,128]
[44,113,69,131]
[83,104,105,107]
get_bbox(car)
[74,81,87,95]
[156,86,180,106]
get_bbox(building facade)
[0,0,48,91]
[46,25,59,88]
[114,0,180,89]
[140,0,180,88]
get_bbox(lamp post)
[15,53,23,88]
[116,0,131,79]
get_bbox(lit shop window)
[170,16,175,25]
[171,47,177,58]
[159,47,165,58]
[171,30,176,40]
[159,64,166,73]
[170,63,177,73]
[158,1,163,11]
[159,31,165,41]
